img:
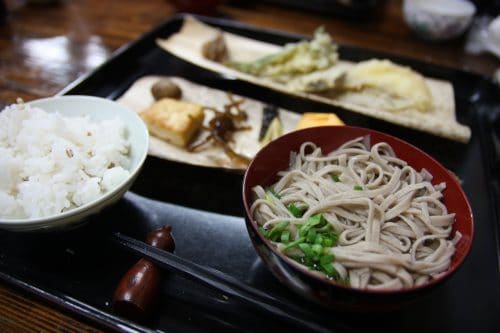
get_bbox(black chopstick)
[112,232,345,333]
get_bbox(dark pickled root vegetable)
[188,92,252,167]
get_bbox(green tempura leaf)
[226,26,338,80]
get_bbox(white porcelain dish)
[403,0,476,41]
[0,95,149,232]
[485,16,500,58]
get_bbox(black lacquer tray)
[1,14,500,333]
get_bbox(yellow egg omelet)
[295,112,344,130]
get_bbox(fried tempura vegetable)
[226,27,338,83]
[338,59,432,113]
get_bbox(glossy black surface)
[0,14,499,333]
[112,232,334,333]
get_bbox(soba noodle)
[250,137,460,290]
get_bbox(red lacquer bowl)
[242,126,474,309]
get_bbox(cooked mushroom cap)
[151,79,182,100]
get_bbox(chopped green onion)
[353,185,363,191]
[267,187,281,198]
[286,242,344,280]
[331,174,341,182]
[268,221,289,241]
[280,230,290,243]
[258,226,268,238]
[319,254,335,275]
[264,210,344,280]
[316,215,328,228]
[299,214,323,235]
[308,214,323,226]
[287,203,306,218]
[298,243,313,258]
[320,254,334,265]
[314,234,323,245]
[332,233,339,245]
[321,231,338,247]
[306,228,317,243]
[322,237,334,247]
[312,244,323,257]
[283,236,306,251]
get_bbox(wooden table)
[0,0,497,331]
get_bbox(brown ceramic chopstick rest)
[112,225,175,321]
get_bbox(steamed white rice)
[0,102,131,219]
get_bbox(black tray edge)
[476,108,500,269]
[58,12,496,99]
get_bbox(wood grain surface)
[0,283,102,332]
[0,0,498,331]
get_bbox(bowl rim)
[405,0,476,17]
[242,125,474,295]
[0,95,149,226]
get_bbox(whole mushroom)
[151,79,182,100]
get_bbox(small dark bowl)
[242,126,474,310]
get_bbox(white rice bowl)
[0,96,149,231]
